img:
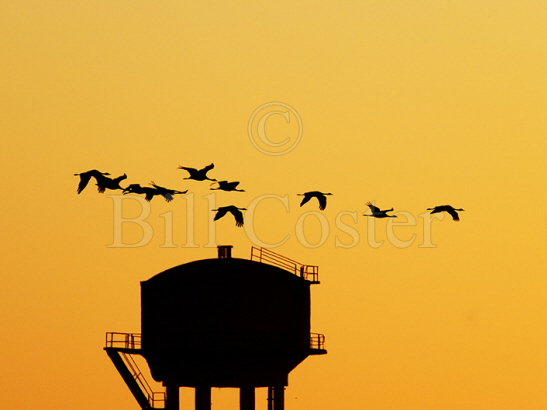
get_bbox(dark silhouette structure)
[297,191,332,211]
[210,180,245,192]
[212,206,246,227]
[105,246,326,410]
[177,163,216,181]
[427,205,464,221]
[364,201,397,218]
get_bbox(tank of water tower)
[105,246,326,410]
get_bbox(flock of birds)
[75,163,464,227]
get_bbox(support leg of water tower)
[239,386,255,410]
[273,385,285,410]
[267,387,273,410]
[195,386,211,410]
[165,385,180,410]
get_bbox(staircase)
[105,332,165,409]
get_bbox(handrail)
[115,331,325,352]
[107,331,325,351]
[120,352,166,408]
[105,332,141,350]
[309,333,326,350]
[251,247,298,274]
[250,247,319,283]
[105,332,165,408]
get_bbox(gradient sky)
[1,1,546,409]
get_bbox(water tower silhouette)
[105,246,326,410]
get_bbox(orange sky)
[1,1,546,409]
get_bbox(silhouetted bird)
[177,163,216,181]
[123,184,162,202]
[364,202,397,218]
[95,173,127,193]
[427,205,464,221]
[298,191,332,211]
[212,205,246,227]
[149,181,188,202]
[210,180,245,192]
[74,170,110,194]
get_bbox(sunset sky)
[1,1,546,409]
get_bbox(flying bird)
[212,205,246,227]
[298,191,332,211]
[210,180,245,192]
[95,173,128,193]
[364,202,397,218]
[74,170,110,194]
[177,163,216,181]
[149,181,188,202]
[123,184,162,202]
[427,205,464,221]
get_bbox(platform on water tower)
[104,333,166,409]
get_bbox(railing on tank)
[105,332,142,350]
[250,247,319,283]
[310,333,326,351]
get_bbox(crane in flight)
[149,181,188,202]
[177,163,216,181]
[210,180,245,192]
[427,205,464,221]
[74,170,110,194]
[212,205,246,227]
[123,184,162,202]
[298,191,332,211]
[363,202,397,218]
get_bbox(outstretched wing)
[213,207,229,221]
[299,193,312,207]
[212,181,227,190]
[76,174,92,194]
[446,208,460,221]
[144,189,157,202]
[75,170,107,194]
[149,181,164,190]
[116,173,128,182]
[230,208,244,227]
[149,182,173,201]
[317,194,327,211]
[366,201,380,214]
[202,163,215,172]
[178,166,197,176]
[95,174,110,193]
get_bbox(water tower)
[104,246,326,410]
